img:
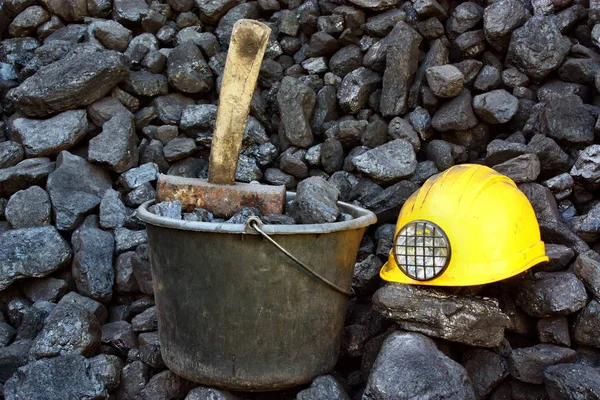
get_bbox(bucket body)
[137,195,377,391]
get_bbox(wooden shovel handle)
[208,19,271,185]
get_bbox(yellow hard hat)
[380,164,549,286]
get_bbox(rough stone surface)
[363,331,476,399]
[0,226,71,291]
[515,272,588,317]
[278,76,316,148]
[8,50,128,117]
[373,284,510,347]
[353,140,417,184]
[338,67,382,114]
[5,186,51,229]
[72,227,114,302]
[167,41,213,94]
[473,89,519,124]
[426,65,464,98]
[544,363,600,399]
[0,158,56,198]
[431,89,478,131]
[572,300,600,348]
[29,301,101,359]
[508,344,577,384]
[46,151,112,231]
[12,110,88,158]
[463,349,509,399]
[288,177,340,224]
[88,112,139,173]
[295,375,350,400]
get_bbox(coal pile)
[1,0,600,398]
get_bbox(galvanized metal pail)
[136,193,377,391]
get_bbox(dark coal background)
[2,0,600,398]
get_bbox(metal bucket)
[136,193,377,391]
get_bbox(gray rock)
[363,331,476,399]
[279,153,308,179]
[0,158,55,198]
[99,189,127,230]
[306,32,340,58]
[539,244,574,272]
[473,89,518,124]
[295,375,350,400]
[337,120,368,150]
[125,182,156,207]
[0,340,32,383]
[362,117,388,148]
[8,6,49,37]
[59,292,107,325]
[132,244,153,295]
[5,186,51,229]
[353,139,417,184]
[263,168,296,188]
[541,95,595,148]
[347,0,401,10]
[446,2,483,39]
[493,154,540,183]
[15,302,52,342]
[329,45,363,78]
[571,144,600,184]
[235,154,262,182]
[278,77,316,148]
[23,278,67,303]
[544,362,600,399]
[115,228,148,254]
[29,301,101,359]
[163,137,197,162]
[483,0,529,51]
[90,20,131,52]
[506,15,571,82]
[186,386,240,400]
[454,30,486,59]
[380,22,422,116]
[12,110,87,158]
[46,151,112,230]
[179,104,217,144]
[153,94,195,125]
[0,141,24,169]
[118,163,160,192]
[149,200,182,220]
[138,331,164,369]
[122,71,168,97]
[373,284,510,347]
[0,226,71,291]
[301,57,328,75]
[113,0,149,24]
[115,360,150,399]
[3,354,113,400]
[86,97,129,127]
[426,65,464,98]
[139,370,194,400]
[0,323,16,347]
[573,251,600,298]
[431,89,478,132]
[537,317,570,346]
[132,306,157,332]
[515,272,588,317]
[167,41,213,94]
[409,161,439,185]
[8,50,128,117]
[463,349,509,399]
[288,177,340,224]
[570,203,600,243]
[88,112,139,173]
[310,86,338,134]
[352,254,384,295]
[88,354,123,392]
[572,299,600,348]
[527,134,571,177]
[114,252,139,293]
[72,227,114,302]
[508,344,576,384]
[338,67,382,114]
[426,139,454,171]
[474,65,502,91]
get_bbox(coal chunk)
[88,112,139,173]
[12,110,87,158]
[572,299,600,347]
[0,141,24,169]
[139,370,194,400]
[46,151,112,231]
[373,284,510,347]
[99,189,127,230]
[483,0,529,51]
[0,158,55,198]
[29,301,101,359]
[363,331,476,399]
[426,65,464,98]
[115,360,150,399]
[508,344,576,384]
[329,45,363,77]
[506,15,571,82]
[473,89,518,124]
[493,154,540,183]
[167,41,213,94]
[544,362,600,399]
[138,331,164,369]
[541,95,595,148]
[0,226,71,291]
[338,67,382,114]
[277,77,316,148]
[295,375,350,400]
[431,89,478,132]
[7,50,128,117]
[90,20,132,52]
[515,272,588,317]
[0,340,32,383]
[5,186,51,229]
[72,227,114,302]
[287,177,340,224]
[353,139,417,184]
[463,349,509,399]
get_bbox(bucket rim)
[135,192,377,235]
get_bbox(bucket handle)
[246,217,354,297]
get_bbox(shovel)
[156,19,286,219]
